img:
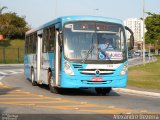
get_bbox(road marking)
[37,104,98,110]
[0,69,23,78]
[0,72,8,75]
[1,86,12,89]
[107,106,115,109]
[80,102,88,105]
[6,70,22,74]
[80,108,136,114]
[0,94,45,97]
[0,98,58,100]
[0,91,31,94]
[15,90,22,92]
[0,100,71,105]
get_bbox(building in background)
[124,18,144,50]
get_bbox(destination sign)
[73,22,119,32]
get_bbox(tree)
[0,5,8,14]
[145,13,160,45]
[0,12,29,39]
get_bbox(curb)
[0,64,23,67]
[113,88,160,97]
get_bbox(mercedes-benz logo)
[95,69,100,75]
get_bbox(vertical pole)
[18,48,20,63]
[149,43,151,61]
[142,0,146,65]
[3,48,6,64]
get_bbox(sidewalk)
[113,87,160,98]
[127,86,160,93]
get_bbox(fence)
[0,48,24,64]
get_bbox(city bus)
[24,16,134,95]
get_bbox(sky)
[0,0,160,28]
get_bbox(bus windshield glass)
[63,22,126,62]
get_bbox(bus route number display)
[73,22,119,32]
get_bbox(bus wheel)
[48,72,59,94]
[31,70,37,86]
[95,88,111,96]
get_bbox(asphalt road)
[0,64,160,120]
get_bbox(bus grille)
[73,64,83,68]
[78,69,115,75]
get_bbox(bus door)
[54,24,61,87]
[37,30,43,84]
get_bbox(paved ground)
[0,61,160,120]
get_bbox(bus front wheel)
[95,87,111,96]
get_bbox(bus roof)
[26,16,123,35]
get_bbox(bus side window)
[48,26,55,52]
[42,26,55,53]
[43,29,48,53]
[33,33,37,53]
[28,36,33,54]
[25,36,29,54]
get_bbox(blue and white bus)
[24,16,134,95]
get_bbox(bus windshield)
[63,22,126,62]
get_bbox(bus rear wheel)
[31,69,37,86]
[48,72,59,94]
[95,87,111,96]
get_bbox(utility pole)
[142,0,146,65]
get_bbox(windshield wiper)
[82,45,94,63]
[82,23,97,63]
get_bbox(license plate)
[92,77,103,82]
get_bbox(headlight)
[120,65,128,76]
[64,62,74,75]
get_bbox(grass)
[128,56,160,90]
[0,39,24,63]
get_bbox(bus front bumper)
[60,74,127,88]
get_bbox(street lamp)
[93,8,99,16]
[142,0,146,65]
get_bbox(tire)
[95,87,111,96]
[48,71,59,94]
[31,69,37,86]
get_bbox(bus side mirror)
[58,32,63,52]
[129,35,134,50]
[125,26,134,50]
[58,33,62,46]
